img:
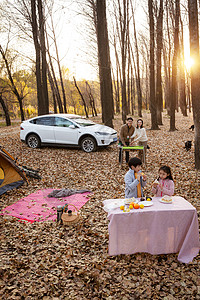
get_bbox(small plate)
[159,199,173,204]
[125,198,138,205]
[138,201,153,207]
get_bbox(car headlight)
[95,132,110,136]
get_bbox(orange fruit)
[130,202,135,206]
[134,203,140,209]
[129,204,133,209]
[140,204,144,209]
[120,205,124,210]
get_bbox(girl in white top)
[130,119,148,163]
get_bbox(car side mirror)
[69,125,76,129]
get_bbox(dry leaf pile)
[0,111,199,299]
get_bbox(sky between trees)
[0,0,192,81]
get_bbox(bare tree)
[96,0,114,127]
[170,0,180,131]
[0,45,25,120]
[31,0,49,115]
[179,15,187,117]
[163,0,173,114]
[148,0,159,129]
[155,0,164,125]
[47,6,67,113]
[188,0,200,170]
[47,66,57,113]
[45,32,63,113]
[115,0,129,123]
[130,2,142,117]
[85,81,98,116]
[73,76,89,118]
[0,93,11,126]
[112,33,121,114]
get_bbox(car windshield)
[72,118,96,127]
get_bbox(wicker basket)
[61,204,80,225]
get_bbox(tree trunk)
[131,73,136,114]
[45,32,63,113]
[127,36,131,115]
[131,3,142,117]
[70,91,76,115]
[73,77,89,118]
[186,71,191,113]
[85,81,94,116]
[48,53,63,113]
[113,35,121,114]
[156,0,164,125]
[145,62,149,110]
[116,65,120,114]
[170,0,180,131]
[163,2,172,114]
[96,0,114,128]
[179,17,187,116]
[0,94,11,126]
[31,0,48,115]
[111,69,117,114]
[188,0,200,170]
[50,15,67,113]
[37,0,49,115]
[115,0,129,123]
[85,81,97,116]
[148,0,159,130]
[47,66,57,113]
[0,45,25,121]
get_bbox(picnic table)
[103,196,200,263]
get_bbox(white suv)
[20,114,118,153]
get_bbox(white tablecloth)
[103,196,199,263]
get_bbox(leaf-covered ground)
[0,111,199,299]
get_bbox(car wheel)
[27,134,41,148]
[81,136,97,153]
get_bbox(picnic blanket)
[1,188,91,223]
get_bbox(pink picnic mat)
[1,189,91,223]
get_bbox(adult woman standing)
[130,119,148,163]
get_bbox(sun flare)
[184,57,194,70]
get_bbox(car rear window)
[30,117,55,126]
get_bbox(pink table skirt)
[103,196,199,263]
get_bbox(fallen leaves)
[0,111,199,299]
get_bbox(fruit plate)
[138,201,153,207]
[159,199,173,204]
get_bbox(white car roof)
[51,114,83,119]
[28,113,83,120]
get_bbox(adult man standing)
[119,117,135,164]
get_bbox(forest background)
[0,0,200,169]
[0,1,200,298]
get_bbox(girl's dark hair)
[127,117,133,121]
[128,157,142,168]
[158,166,173,181]
[136,119,143,128]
